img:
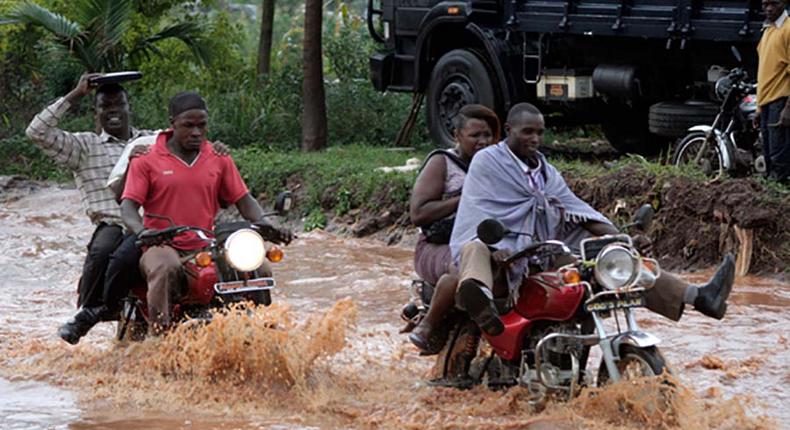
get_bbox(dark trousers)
[760,97,790,182]
[77,223,124,308]
[103,233,143,312]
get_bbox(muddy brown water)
[0,185,787,429]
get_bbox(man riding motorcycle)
[446,102,735,339]
[120,92,293,334]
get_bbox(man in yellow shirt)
[757,0,790,183]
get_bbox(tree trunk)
[256,0,275,78]
[301,0,327,151]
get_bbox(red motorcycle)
[116,192,293,341]
[402,205,668,400]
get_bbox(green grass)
[234,144,426,225]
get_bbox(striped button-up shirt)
[25,97,153,226]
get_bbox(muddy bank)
[321,165,789,277]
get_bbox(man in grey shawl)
[449,102,736,336]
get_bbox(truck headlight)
[224,229,265,272]
[594,245,638,290]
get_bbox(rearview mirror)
[477,218,508,244]
[274,191,293,216]
[633,204,655,232]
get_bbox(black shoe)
[408,321,448,356]
[694,254,736,320]
[58,306,106,345]
[457,280,504,336]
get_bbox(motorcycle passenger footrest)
[214,277,275,294]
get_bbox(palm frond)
[135,21,213,66]
[72,0,132,54]
[4,1,82,40]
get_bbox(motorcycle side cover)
[485,272,585,360]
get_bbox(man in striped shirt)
[26,73,153,344]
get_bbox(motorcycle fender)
[684,126,734,170]
[687,125,713,133]
[611,331,661,358]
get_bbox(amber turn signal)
[447,6,460,14]
[643,259,656,272]
[195,251,212,267]
[266,246,284,263]
[562,269,581,284]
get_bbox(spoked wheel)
[598,345,667,384]
[673,132,724,177]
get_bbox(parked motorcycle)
[673,47,764,177]
[402,205,668,401]
[116,192,293,341]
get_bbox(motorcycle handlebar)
[135,226,209,247]
[502,240,572,265]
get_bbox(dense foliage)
[0,0,424,153]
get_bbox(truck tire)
[427,49,497,147]
[648,101,719,138]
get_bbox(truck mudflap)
[370,51,393,92]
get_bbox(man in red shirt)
[120,92,292,333]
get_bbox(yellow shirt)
[757,11,790,106]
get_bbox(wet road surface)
[0,186,786,429]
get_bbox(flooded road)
[0,185,786,429]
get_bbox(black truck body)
[367,0,765,152]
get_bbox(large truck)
[366,0,764,152]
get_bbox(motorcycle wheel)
[598,345,667,385]
[673,132,724,177]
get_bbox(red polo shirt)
[122,130,249,250]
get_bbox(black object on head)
[169,91,208,118]
[506,102,542,125]
[477,218,509,244]
[633,204,655,231]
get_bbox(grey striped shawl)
[449,142,612,292]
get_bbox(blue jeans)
[760,97,790,182]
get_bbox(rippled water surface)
[0,186,787,429]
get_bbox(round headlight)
[595,245,638,290]
[224,229,266,272]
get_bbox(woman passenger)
[408,104,500,353]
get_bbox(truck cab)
[367,0,763,153]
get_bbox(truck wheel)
[428,49,497,147]
[648,101,719,138]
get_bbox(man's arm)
[236,193,265,221]
[109,175,126,202]
[120,199,145,234]
[235,193,294,244]
[25,73,102,170]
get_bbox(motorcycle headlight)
[224,229,266,272]
[594,245,638,290]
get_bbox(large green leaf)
[133,21,213,66]
[3,1,82,40]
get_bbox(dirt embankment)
[330,165,789,276]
